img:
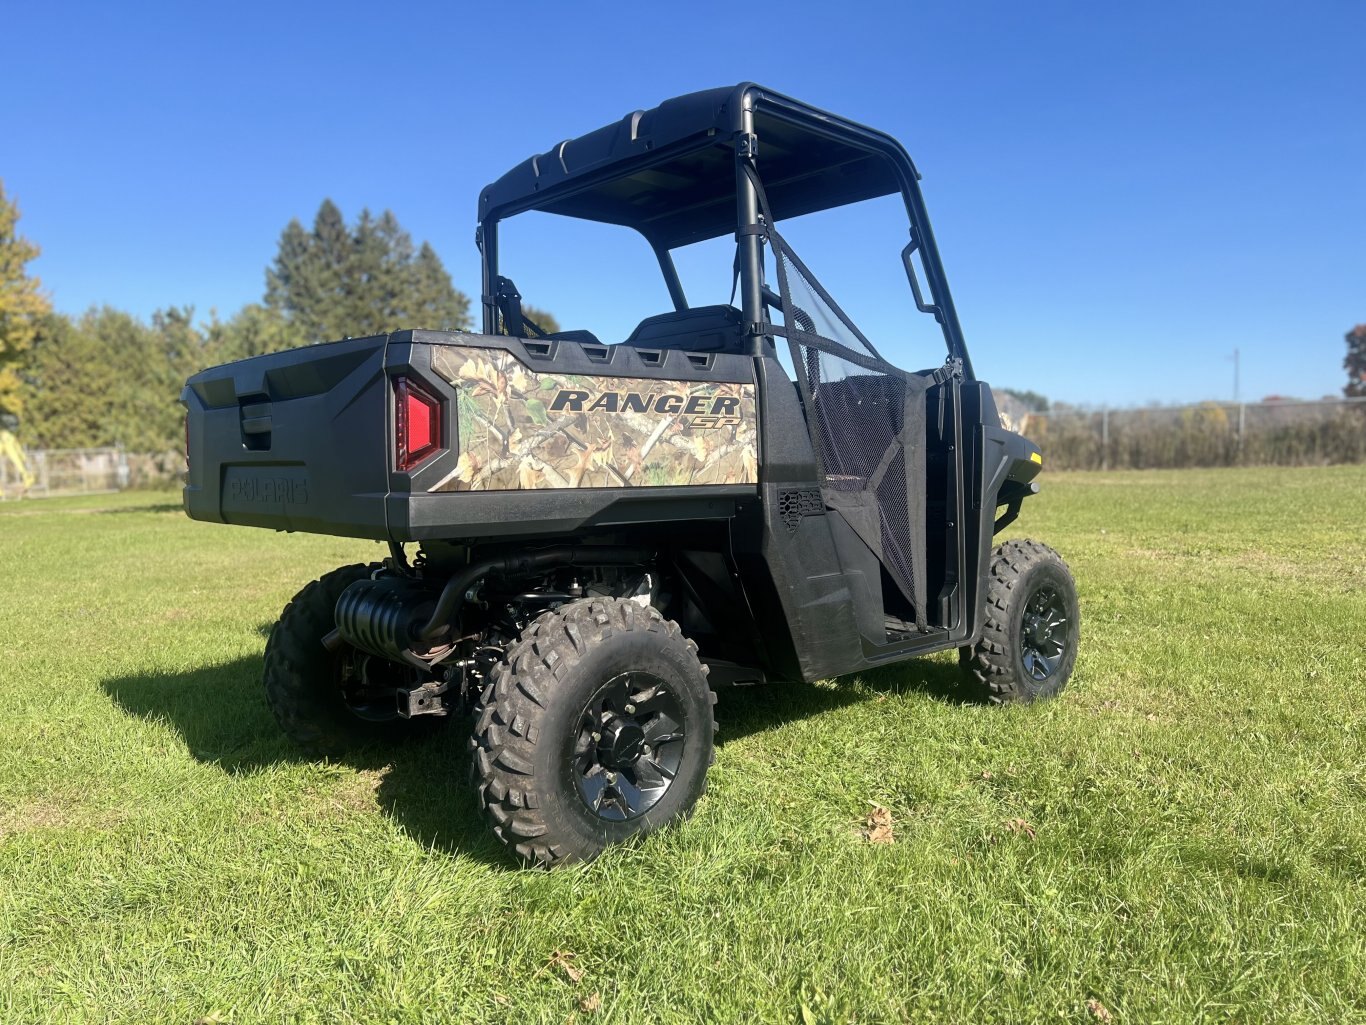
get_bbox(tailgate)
[182,335,391,538]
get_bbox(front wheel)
[470,597,717,867]
[961,539,1080,704]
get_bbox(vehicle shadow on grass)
[101,649,970,863]
[96,500,183,515]
[100,655,508,867]
[713,658,973,746]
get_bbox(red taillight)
[394,377,441,471]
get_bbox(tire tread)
[469,598,716,868]
[962,539,1079,704]
[263,563,441,756]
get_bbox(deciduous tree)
[520,304,561,336]
[1001,388,1050,412]
[23,307,202,451]
[203,303,299,364]
[23,309,143,448]
[0,182,51,421]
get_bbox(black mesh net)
[770,242,928,627]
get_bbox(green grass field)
[1,466,1363,1024]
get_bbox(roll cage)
[475,83,974,380]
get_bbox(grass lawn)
[1,466,1363,1024]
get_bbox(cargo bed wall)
[389,333,761,541]
[184,331,763,543]
[183,336,392,538]
[426,345,757,492]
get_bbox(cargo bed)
[182,330,761,542]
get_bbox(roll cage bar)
[475,83,973,379]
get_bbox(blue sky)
[3,1,1362,406]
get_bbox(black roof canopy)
[479,84,920,249]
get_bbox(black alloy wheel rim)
[572,672,686,822]
[1020,584,1069,682]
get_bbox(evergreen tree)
[409,241,471,331]
[0,182,51,421]
[265,200,471,342]
[1346,324,1366,399]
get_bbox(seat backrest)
[623,305,745,354]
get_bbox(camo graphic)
[428,346,758,492]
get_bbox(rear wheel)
[470,597,716,867]
[961,539,1079,704]
[263,563,443,757]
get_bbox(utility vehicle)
[183,84,1079,866]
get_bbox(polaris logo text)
[226,475,310,505]
[549,389,742,428]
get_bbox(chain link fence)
[1014,397,1366,471]
[0,447,129,500]
[1,447,189,500]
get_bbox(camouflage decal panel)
[429,346,759,491]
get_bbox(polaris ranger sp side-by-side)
[183,84,1079,866]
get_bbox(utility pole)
[1230,348,1244,464]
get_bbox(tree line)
[0,186,559,453]
[1,179,1361,457]
[1022,402,1366,471]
